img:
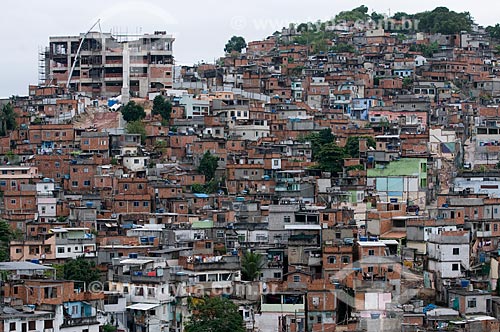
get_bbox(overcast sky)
[0,0,498,97]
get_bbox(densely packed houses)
[3,7,500,332]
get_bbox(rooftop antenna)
[66,19,101,91]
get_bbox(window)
[83,167,89,173]
[72,181,78,187]
[205,242,212,249]
[83,180,91,186]
[28,321,35,331]
[57,247,64,253]
[452,263,459,271]
[134,159,140,164]
[133,201,139,207]
[83,140,89,145]
[9,322,15,331]
[495,224,499,232]
[453,248,460,255]
[367,266,374,273]
[342,256,350,264]
[328,256,336,264]
[368,249,375,256]
[44,287,56,298]
[273,272,282,279]
[143,202,149,207]
[468,298,477,308]
[293,275,301,282]
[44,320,53,329]
[284,216,291,223]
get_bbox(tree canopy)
[198,151,219,181]
[121,101,146,122]
[224,36,247,53]
[0,220,16,261]
[414,7,472,34]
[486,24,500,40]
[344,136,376,158]
[241,251,265,281]
[335,5,369,22]
[410,41,440,58]
[152,95,172,122]
[185,297,245,332]
[302,128,336,160]
[316,142,346,174]
[0,103,17,136]
[126,120,146,144]
[63,256,100,286]
[301,130,377,174]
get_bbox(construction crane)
[66,19,101,91]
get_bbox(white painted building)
[122,155,149,172]
[37,196,57,222]
[427,230,470,279]
[51,228,97,259]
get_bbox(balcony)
[61,316,99,327]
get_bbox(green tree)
[416,41,439,58]
[414,7,472,34]
[224,36,247,53]
[191,183,205,193]
[371,12,385,21]
[392,12,411,20]
[126,120,146,143]
[302,128,336,160]
[316,142,346,174]
[0,220,16,261]
[185,297,245,332]
[402,77,414,90]
[241,251,265,281]
[63,256,100,285]
[0,103,17,136]
[152,95,172,122]
[198,151,219,181]
[121,101,145,122]
[486,24,500,40]
[330,43,356,53]
[335,5,369,22]
[102,324,117,332]
[344,136,376,158]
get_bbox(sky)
[0,0,499,97]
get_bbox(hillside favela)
[3,4,500,332]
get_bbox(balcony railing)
[61,316,99,327]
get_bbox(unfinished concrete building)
[45,31,174,98]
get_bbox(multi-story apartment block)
[46,31,174,97]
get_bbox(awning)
[126,303,160,311]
